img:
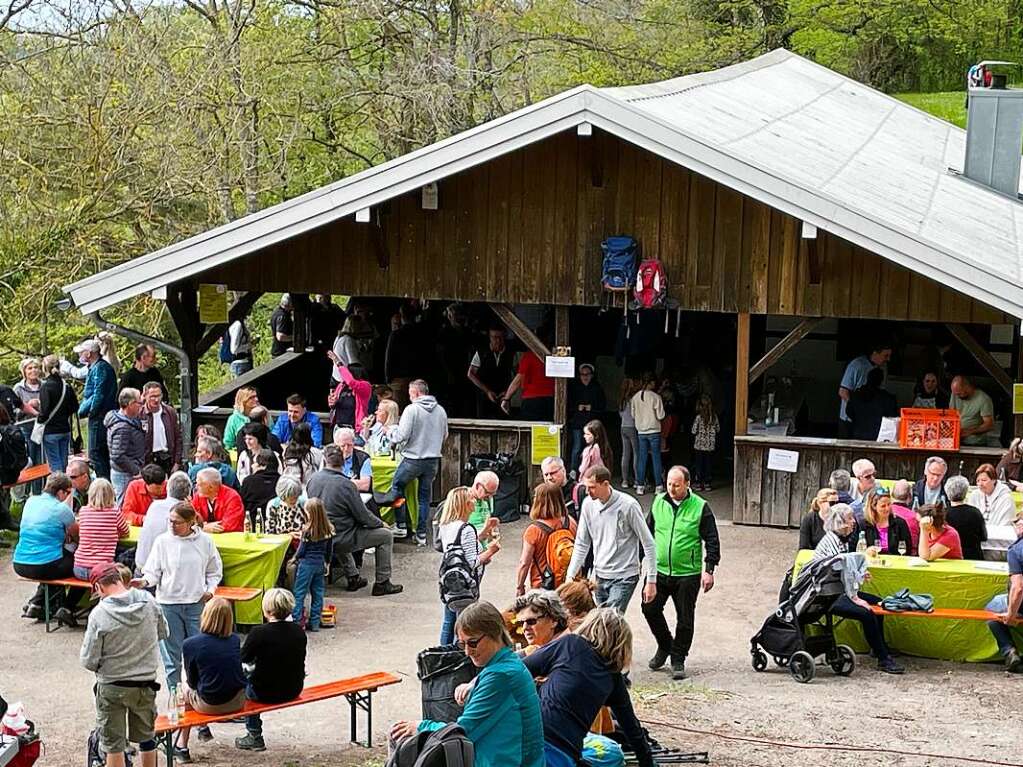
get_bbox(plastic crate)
[897,408,960,451]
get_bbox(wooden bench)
[154,671,402,765]
[3,463,51,490]
[20,578,261,633]
[869,605,1020,623]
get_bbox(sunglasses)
[874,487,890,497]
[519,617,545,627]
[456,636,485,650]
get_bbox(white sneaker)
[621,482,632,490]
[654,485,664,494]
[364,547,376,555]
[394,524,408,537]
[635,485,647,495]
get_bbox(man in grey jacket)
[104,387,146,505]
[566,465,658,613]
[306,445,403,596]
[80,562,168,767]
[377,379,448,546]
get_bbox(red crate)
[897,408,960,451]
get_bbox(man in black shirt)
[236,588,307,752]
[269,294,294,357]
[119,344,168,401]
[467,327,514,419]
[944,474,987,560]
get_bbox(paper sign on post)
[531,424,561,465]
[545,356,575,379]
[198,283,228,324]
[767,448,799,473]
[1014,384,1023,415]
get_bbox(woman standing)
[630,373,665,495]
[36,354,78,473]
[390,602,544,767]
[139,502,223,692]
[327,353,373,433]
[224,387,259,453]
[280,422,323,489]
[332,314,375,379]
[515,483,576,596]
[437,486,500,644]
[917,503,963,561]
[690,393,719,491]
[618,378,641,489]
[567,364,606,473]
[73,479,129,580]
[862,487,912,555]
[15,357,43,493]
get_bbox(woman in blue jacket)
[390,602,543,767]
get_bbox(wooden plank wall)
[203,130,1007,324]
[733,440,1006,528]
[437,424,543,503]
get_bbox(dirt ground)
[3,486,1023,767]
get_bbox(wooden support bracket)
[749,318,822,384]
[490,304,550,360]
[946,323,1013,395]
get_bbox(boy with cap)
[80,562,168,767]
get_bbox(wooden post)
[1016,326,1023,437]
[291,293,310,352]
[554,306,569,426]
[166,283,201,409]
[735,312,750,436]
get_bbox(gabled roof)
[65,49,1023,319]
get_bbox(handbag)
[30,381,66,446]
[71,416,83,456]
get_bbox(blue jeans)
[42,433,70,473]
[986,593,1023,655]
[230,359,253,377]
[245,685,263,736]
[159,601,203,688]
[19,425,41,495]
[292,559,325,628]
[390,457,438,537]
[595,575,640,613]
[88,417,110,479]
[544,742,576,767]
[620,426,639,486]
[440,605,457,645]
[111,469,133,506]
[636,432,662,487]
[569,428,585,474]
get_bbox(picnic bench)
[869,605,1018,623]
[19,577,261,633]
[154,671,402,765]
[3,463,51,490]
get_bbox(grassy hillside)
[894,92,966,128]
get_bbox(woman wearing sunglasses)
[863,487,913,556]
[390,602,543,767]
[513,590,569,653]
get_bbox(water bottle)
[168,686,180,724]
[244,514,252,534]
[856,531,867,554]
[175,686,186,722]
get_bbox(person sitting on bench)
[174,597,247,763]
[235,588,307,752]
[986,513,1023,673]
[390,601,544,767]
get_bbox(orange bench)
[20,578,261,633]
[3,463,51,489]
[869,605,1020,623]
[154,671,402,764]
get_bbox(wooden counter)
[733,435,1005,528]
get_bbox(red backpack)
[633,258,668,309]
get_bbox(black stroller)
[750,553,857,683]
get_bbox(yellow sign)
[198,283,229,324]
[531,424,561,465]
[1014,383,1023,415]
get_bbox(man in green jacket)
[642,465,720,680]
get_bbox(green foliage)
[894,92,967,128]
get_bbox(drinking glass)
[898,541,908,556]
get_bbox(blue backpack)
[219,329,233,364]
[601,236,638,291]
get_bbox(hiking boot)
[55,606,78,628]
[345,576,368,592]
[372,580,404,596]
[648,648,669,670]
[235,733,266,752]
[196,725,213,742]
[671,658,687,680]
[878,657,905,675]
[172,746,193,763]
[22,604,42,620]
[1006,648,1023,673]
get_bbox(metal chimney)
[964,61,1023,198]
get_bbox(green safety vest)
[650,491,705,577]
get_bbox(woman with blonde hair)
[73,478,129,582]
[515,483,576,596]
[175,597,247,760]
[437,486,501,644]
[224,387,260,453]
[361,398,400,455]
[523,607,653,767]
[797,487,840,550]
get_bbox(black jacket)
[567,379,607,429]
[37,373,79,435]
[864,515,913,555]
[947,503,987,560]
[241,469,281,518]
[912,478,950,510]
[305,467,383,550]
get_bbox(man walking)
[105,388,146,504]
[80,562,168,767]
[307,445,403,595]
[377,379,448,546]
[641,466,720,680]
[77,339,118,479]
[565,466,657,613]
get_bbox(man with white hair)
[541,456,576,518]
[849,459,877,524]
[76,338,118,479]
[913,456,949,509]
[190,467,244,533]
[187,435,240,491]
[467,470,501,543]
[334,427,372,493]
[137,471,193,571]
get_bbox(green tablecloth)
[371,455,419,529]
[793,549,1019,662]
[125,528,290,625]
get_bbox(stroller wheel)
[773,655,789,668]
[789,651,815,683]
[829,644,856,676]
[751,649,768,672]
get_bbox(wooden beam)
[490,304,550,360]
[735,312,750,437]
[749,318,822,384]
[1016,327,1023,437]
[196,291,263,358]
[553,306,569,426]
[166,283,201,408]
[947,323,1013,395]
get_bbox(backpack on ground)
[386,723,474,767]
[632,257,668,309]
[87,727,133,767]
[601,236,638,292]
[438,523,480,612]
[0,425,28,485]
[531,517,575,590]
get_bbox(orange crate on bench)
[898,408,960,451]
